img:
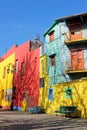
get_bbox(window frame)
[15,59,18,73]
[49,54,56,66]
[40,78,44,87]
[3,66,6,78]
[49,30,54,42]
[41,60,44,75]
[65,87,72,99]
[20,62,25,76]
[48,88,54,100]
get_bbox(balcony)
[64,61,87,74]
[65,69,87,74]
[64,33,87,45]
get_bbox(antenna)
[36,33,40,40]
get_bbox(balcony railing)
[64,33,87,45]
[64,61,87,73]
[65,69,87,74]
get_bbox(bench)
[55,106,77,117]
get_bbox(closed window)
[40,78,44,87]
[15,60,18,73]
[49,54,55,66]
[65,88,72,98]
[20,62,25,76]
[3,66,6,78]
[41,60,44,75]
[48,88,54,100]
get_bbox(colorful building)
[0,12,87,118]
[0,54,15,110]
[13,40,40,111]
[43,12,87,118]
[0,39,42,111]
[39,54,48,109]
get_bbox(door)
[78,50,84,70]
[71,50,78,70]
[69,23,82,41]
[71,49,84,70]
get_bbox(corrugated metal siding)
[45,22,71,85]
[45,20,87,85]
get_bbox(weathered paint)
[43,13,87,118]
[45,21,71,85]
[40,78,87,118]
[45,18,87,83]
[0,53,15,109]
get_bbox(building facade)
[0,54,15,110]
[0,39,41,111]
[43,13,87,118]
[13,40,40,111]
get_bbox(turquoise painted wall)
[45,20,87,85]
[45,22,71,86]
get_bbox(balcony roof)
[55,12,87,22]
[44,12,87,37]
[65,69,87,74]
[64,37,87,45]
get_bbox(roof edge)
[43,21,58,37]
[55,12,87,21]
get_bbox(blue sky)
[0,0,87,56]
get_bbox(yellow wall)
[39,54,49,107]
[0,53,15,108]
[39,65,87,118]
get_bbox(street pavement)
[0,111,87,130]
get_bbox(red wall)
[13,41,40,108]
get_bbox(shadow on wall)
[41,79,87,118]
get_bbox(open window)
[49,31,54,42]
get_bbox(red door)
[71,49,84,70]
[69,23,82,41]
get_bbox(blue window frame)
[48,88,54,100]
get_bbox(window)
[49,54,55,66]
[1,89,4,99]
[48,88,54,100]
[65,88,72,98]
[3,66,6,78]
[40,78,44,87]
[5,89,12,101]
[20,62,25,76]
[49,31,54,42]
[15,60,18,73]
[41,60,44,75]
